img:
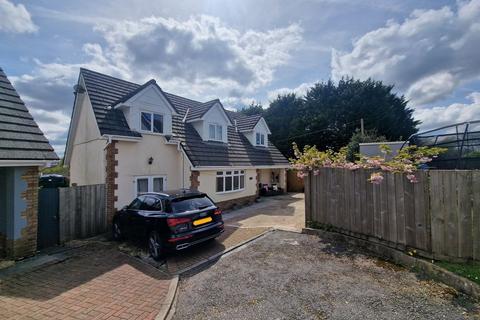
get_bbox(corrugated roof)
[0,67,58,161]
[79,68,288,167]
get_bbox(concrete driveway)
[173,230,479,320]
[223,193,305,231]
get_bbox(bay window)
[216,170,245,193]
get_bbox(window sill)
[216,188,245,195]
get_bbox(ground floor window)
[135,176,166,196]
[216,170,245,193]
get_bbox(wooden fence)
[305,168,480,261]
[59,184,107,243]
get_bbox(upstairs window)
[141,112,163,133]
[256,132,265,146]
[209,123,223,141]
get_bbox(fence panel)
[59,184,106,243]
[306,168,479,261]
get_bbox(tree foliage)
[345,129,386,162]
[239,78,420,158]
[239,101,265,116]
[290,143,446,184]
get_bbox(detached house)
[65,69,289,222]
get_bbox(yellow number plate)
[193,216,212,226]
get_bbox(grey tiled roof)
[79,68,288,167]
[227,111,262,131]
[0,67,58,161]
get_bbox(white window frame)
[256,132,266,146]
[208,123,223,141]
[216,170,245,194]
[134,175,167,197]
[140,111,164,134]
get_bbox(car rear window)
[171,196,214,213]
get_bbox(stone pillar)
[280,169,287,191]
[105,140,118,224]
[256,169,260,197]
[190,170,200,190]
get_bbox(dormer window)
[256,132,265,146]
[141,112,163,133]
[209,123,223,141]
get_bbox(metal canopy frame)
[402,120,480,169]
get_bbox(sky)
[1,0,480,156]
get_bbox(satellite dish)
[73,84,86,94]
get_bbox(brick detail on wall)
[7,166,39,258]
[216,195,257,211]
[190,170,200,190]
[105,140,118,224]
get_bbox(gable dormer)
[186,101,233,143]
[236,115,271,147]
[113,80,178,136]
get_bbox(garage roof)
[0,67,58,161]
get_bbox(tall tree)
[263,78,419,158]
[263,93,304,157]
[239,101,265,116]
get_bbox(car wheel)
[148,231,165,261]
[112,220,123,241]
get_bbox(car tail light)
[214,208,222,215]
[167,217,191,233]
[167,217,191,227]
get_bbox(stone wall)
[216,194,257,211]
[190,170,200,190]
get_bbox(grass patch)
[437,261,480,285]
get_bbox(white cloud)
[331,0,480,106]
[29,109,71,156]
[92,15,302,97]
[12,15,302,156]
[267,81,316,101]
[415,92,480,131]
[0,0,37,33]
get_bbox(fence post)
[305,173,312,227]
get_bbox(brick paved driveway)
[0,243,171,320]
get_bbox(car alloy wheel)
[148,231,164,261]
[112,221,122,241]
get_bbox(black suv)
[112,190,224,260]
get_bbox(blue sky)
[1,0,480,156]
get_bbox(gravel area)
[173,230,479,320]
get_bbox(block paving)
[0,243,171,320]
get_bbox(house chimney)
[234,119,238,132]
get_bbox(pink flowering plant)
[291,143,446,184]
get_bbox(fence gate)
[37,188,60,250]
